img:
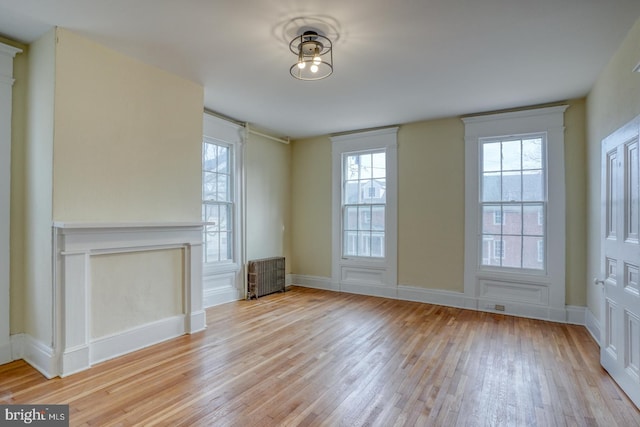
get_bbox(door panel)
[601,115,640,408]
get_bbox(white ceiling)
[1,0,639,139]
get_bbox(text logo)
[0,405,69,426]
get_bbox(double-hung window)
[463,106,567,321]
[331,128,398,296]
[480,135,546,270]
[342,150,386,258]
[202,139,233,263]
[202,112,244,307]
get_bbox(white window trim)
[331,127,398,298]
[462,106,567,321]
[202,113,245,306]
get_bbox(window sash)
[341,150,386,259]
[202,140,234,264]
[479,134,547,272]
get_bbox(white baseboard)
[291,275,338,292]
[566,305,587,325]
[61,344,90,378]
[90,315,186,368]
[203,286,241,308]
[586,308,601,345]
[397,285,471,308]
[188,310,207,333]
[9,315,204,377]
[292,276,588,326]
[341,282,397,299]
[20,334,57,379]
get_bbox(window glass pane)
[345,206,358,230]
[523,170,544,201]
[344,180,358,204]
[482,172,501,202]
[502,235,522,268]
[372,152,385,178]
[344,231,357,256]
[358,231,371,256]
[502,139,521,171]
[203,204,219,226]
[361,180,374,203]
[482,205,502,234]
[203,143,217,170]
[371,206,385,231]
[220,232,231,261]
[371,232,385,257]
[522,138,543,170]
[375,178,386,203]
[481,237,493,266]
[482,235,502,266]
[219,204,229,232]
[523,236,544,269]
[217,174,229,201]
[358,206,372,230]
[359,153,372,179]
[217,145,229,174]
[502,171,521,201]
[483,142,501,172]
[345,155,359,180]
[205,227,220,263]
[203,172,217,201]
[503,204,522,235]
[523,204,544,235]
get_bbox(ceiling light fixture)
[289,29,333,81]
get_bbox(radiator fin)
[247,257,285,299]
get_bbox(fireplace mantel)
[52,222,205,377]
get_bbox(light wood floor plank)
[1,286,639,426]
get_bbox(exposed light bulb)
[310,64,319,73]
[313,47,321,64]
[297,61,306,69]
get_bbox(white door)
[601,114,640,407]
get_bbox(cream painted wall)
[290,135,332,277]
[23,30,55,344]
[9,27,204,352]
[290,102,587,305]
[91,249,183,338]
[245,132,291,270]
[397,118,465,292]
[50,28,204,343]
[586,16,640,320]
[4,36,27,335]
[53,28,203,222]
[564,99,587,306]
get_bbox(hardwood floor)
[1,286,639,426]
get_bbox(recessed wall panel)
[91,249,184,338]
